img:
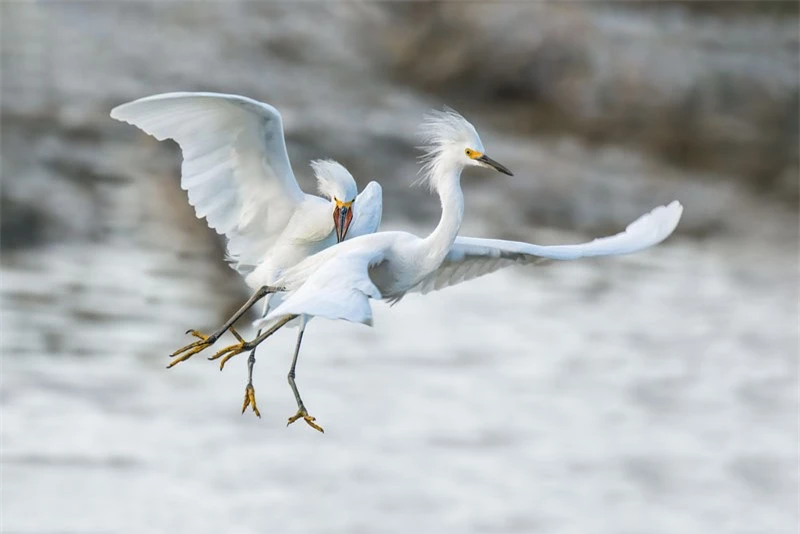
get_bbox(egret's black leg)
[286,322,323,433]
[241,299,273,418]
[247,345,258,386]
[241,334,261,417]
[168,285,280,368]
[209,314,298,370]
[287,325,306,410]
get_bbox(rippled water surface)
[3,235,797,534]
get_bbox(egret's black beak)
[477,154,513,176]
[333,202,353,242]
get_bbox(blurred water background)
[1,3,798,534]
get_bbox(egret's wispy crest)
[311,159,358,201]
[415,107,482,190]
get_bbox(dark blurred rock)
[0,196,48,250]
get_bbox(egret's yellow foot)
[287,408,324,433]
[208,327,250,371]
[241,383,260,418]
[168,330,215,368]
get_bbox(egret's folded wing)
[110,92,306,273]
[263,248,386,326]
[412,201,683,295]
[349,181,383,238]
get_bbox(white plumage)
[111,92,385,427]
[260,111,683,327]
[110,92,382,285]
[115,98,683,430]
[409,200,683,297]
[257,109,505,326]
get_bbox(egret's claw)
[241,383,260,418]
[287,408,324,433]
[168,330,216,368]
[209,327,251,370]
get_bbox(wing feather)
[349,181,383,238]
[411,201,683,295]
[262,246,386,326]
[111,92,306,274]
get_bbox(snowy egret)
[205,108,511,429]
[210,108,683,432]
[111,93,382,420]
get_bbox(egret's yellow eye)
[465,148,483,160]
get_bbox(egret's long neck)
[421,163,464,270]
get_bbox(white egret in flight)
[110,93,382,422]
[208,109,683,432]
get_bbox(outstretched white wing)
[110,92,306,273]
[411,201,683,295]
[349,181,383,237]
[263,246,387,326]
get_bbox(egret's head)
[311,159,358,242]
[417,108,513,190]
